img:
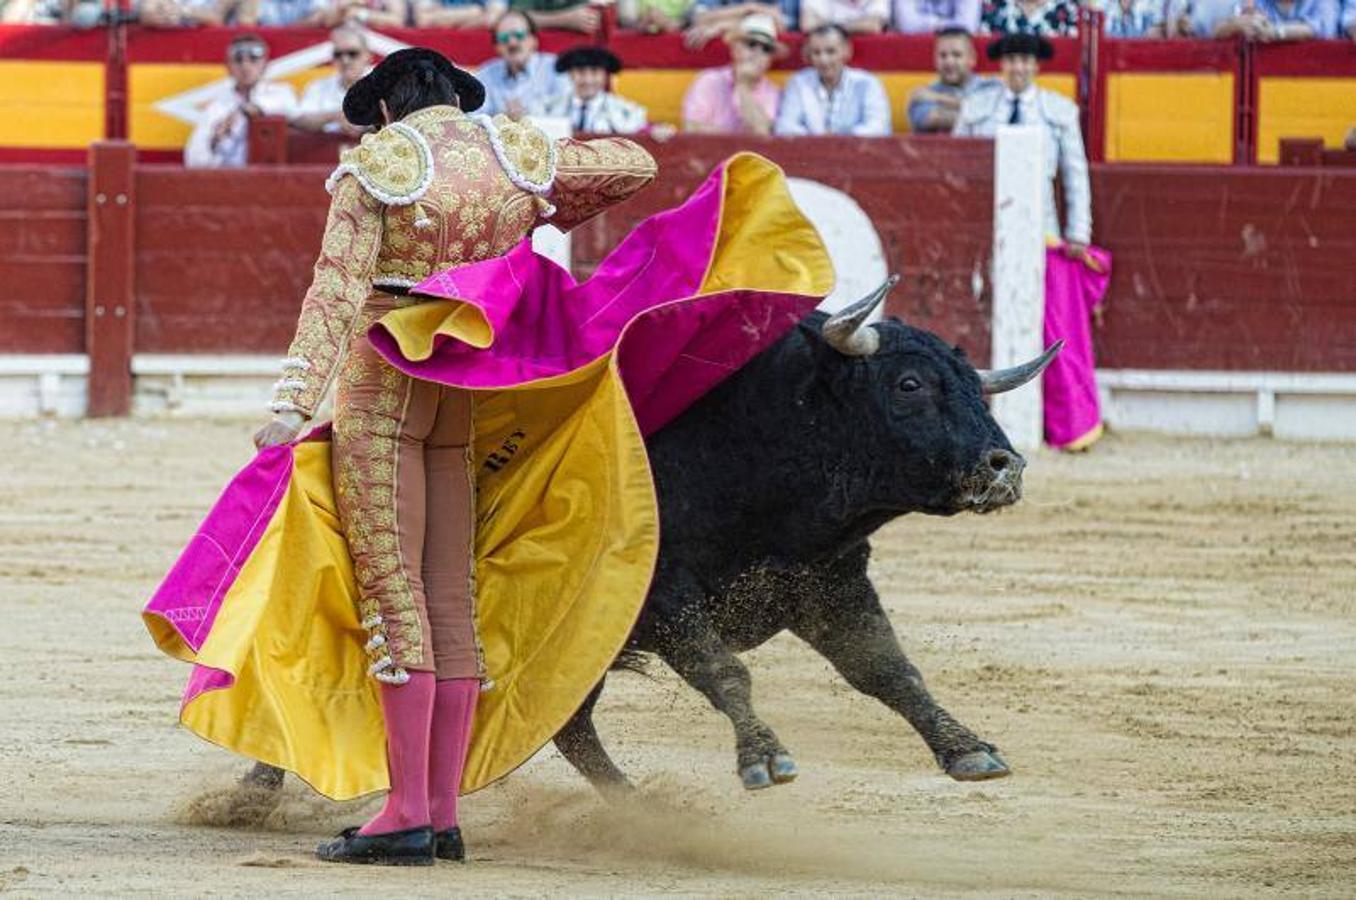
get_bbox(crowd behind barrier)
[5,0,1356,40]
[1,14,1355,164]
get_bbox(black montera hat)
[343,47,485,126]
[554,45,623,74]
[986,32,1055,61]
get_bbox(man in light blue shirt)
[775,25,891,136]
[476,9,571,117]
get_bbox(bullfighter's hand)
[1064,241,1089,261]
[253,411,306,450]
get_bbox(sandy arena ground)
[0,419,1353,897]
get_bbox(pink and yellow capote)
[143,152,834,801]
[1043,244,1113,451]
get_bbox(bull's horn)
[978,341,1065,394]
[822,274,899,357]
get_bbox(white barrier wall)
[989,125,1048,452]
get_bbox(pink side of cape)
[1043,246,1113,449]
[368,159,819,436]
[142,429,329,708]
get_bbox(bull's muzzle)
[963,448,1026,513]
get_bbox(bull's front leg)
[653,619,798,791]
[792,572,1010,782]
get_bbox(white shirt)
[184,82,298,169]
[954,83,1091,243]
[774,67,892,137]
[546,92,649,135]
[296,72,365,132]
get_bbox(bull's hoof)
[945,749,1011,781]
[740,753,798,790]
[740,763,774,790]
[769,753,799,784]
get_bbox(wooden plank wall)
[0,166,87,353]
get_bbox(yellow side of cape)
[174,153,832,800]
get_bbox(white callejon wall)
[785,178,889,320]
[989,125,1047,452]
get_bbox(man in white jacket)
[184,35,298,169]
[545,45,650,135]
[953,33,1091,254]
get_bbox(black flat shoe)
[435,826,465,862]
[316,825,435,866]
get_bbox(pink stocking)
[429,678,479,832]
[360,671,435,836]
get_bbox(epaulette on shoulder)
[325,122,434,206]
[472,113,556,196]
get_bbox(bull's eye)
[896,376,921,393]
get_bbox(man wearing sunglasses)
[477,9,571,118]
[293,25,373,135]
[184,35,297,168]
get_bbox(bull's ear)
[822,275,898,357]
[977,341,1064,394]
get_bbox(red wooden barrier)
[86,141,135,415]
[6,138,1356,417]
[1092,164,1356,371]
[0,166,87,353]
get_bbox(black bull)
[243,279,1060,796]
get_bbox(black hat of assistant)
[985,32,1055,61]
[554,45,623,74]
[343,47,485,126]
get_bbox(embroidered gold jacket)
[271,104,658,418]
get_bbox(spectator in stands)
[140,0,228,26]
[800,0,887,31]
[478,10,571,116]
[1198,0,1321,39]
[907,26,993,133]
[236,0,329,25]
[1103,0,1166,35]
[508,0,605,32]
[893,0,980,33]
[546,45,651,132]
[314,0,410,27]
[954,33,1089,252]
[684,0,798,49]
[292,24,370,134]
[774,25,891,134]
[682,12,784,134]
[979,0,1080,35]
[1344,0,1356,35]
[184,34,297,168]
[1,0,69,22]
[618,0,695,32]
[414,0,504,27]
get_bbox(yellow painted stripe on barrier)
[1257,77,1356,164]
[615,70,1074,134]
[130,62,336,150]
[1105,72,1234,163]
[0,61,104,149]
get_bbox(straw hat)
[724,13,788,58]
